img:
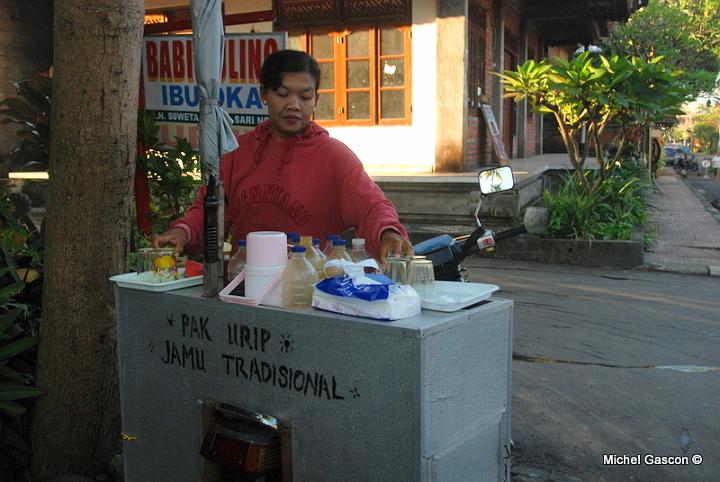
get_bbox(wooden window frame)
[468,1,486,107]
[288,25,412,127]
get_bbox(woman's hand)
[379,229,413,264]
[153,227,188,255]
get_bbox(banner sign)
[142,32,287,142]
[480,104,508,164]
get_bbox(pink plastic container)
[246,231,288,267]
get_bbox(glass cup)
[153,248,178,283]
[136,247,156,275]
[407,259,436,298]
[382,255,408,284]
[175,256,188,277]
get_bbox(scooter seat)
[414,234,456,255]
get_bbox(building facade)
[0,0,639,174]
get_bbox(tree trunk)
[30,1,144,478]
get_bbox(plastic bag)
[312,266,421,321]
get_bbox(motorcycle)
[674,155,699,173]
[414,166,527,281]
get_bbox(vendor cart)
[113,285,513,481]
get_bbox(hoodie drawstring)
[252,133,272,169]
[276,136,299,181]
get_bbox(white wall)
[329,0,437,174]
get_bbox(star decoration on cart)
[280,333,294,353]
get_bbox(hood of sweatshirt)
[251,120,330,180]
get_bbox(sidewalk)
[644,169,720,275]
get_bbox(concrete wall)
[0,0,53,154]
[433,0,466,172]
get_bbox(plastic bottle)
[324,239,352,278]
[282,246,318,308]
[313,238,326,262]
[287,232,300,256]
[299,235,325,273]
[350,238,370,262]
[226,240,247,281]
[323,234,339,255]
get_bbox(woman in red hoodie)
[154,50,412,261]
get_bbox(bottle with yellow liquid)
[324,239,352,278]
[282,246,318,308]
[299,235,325,274]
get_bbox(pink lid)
[246,231,288,267]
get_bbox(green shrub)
[0,192,44,476]
[543,160,651,240]
[137,111,201,237]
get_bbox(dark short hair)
[259,50,321,91]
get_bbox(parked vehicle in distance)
[663,145,685,166]
[674,155,699,173]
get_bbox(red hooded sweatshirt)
[171,120,408,260]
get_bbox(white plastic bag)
[311,268,421,321]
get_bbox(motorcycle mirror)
[478,166,514,195]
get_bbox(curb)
[638,262,717,276]
[681,176,720,224]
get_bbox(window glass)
[381,90,404,119]
[319,62,335,89]
[347,92,370,119]
[381,28,403,55]
[315,93,335,120]
[347,60,369,88]
[312,33,333,59]
[296,25,411,124]
[287,34,304,52]
[347,30,369,57]
[381,59,404,87]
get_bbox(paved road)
[687,175,720,208]
[464,257,720,482]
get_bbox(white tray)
[110,270,203,292]
[420,281,499,312]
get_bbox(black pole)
[203,176,220,263]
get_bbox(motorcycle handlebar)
[493,224,527,242]
[457,224,527,262]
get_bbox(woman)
[154,50,412,262]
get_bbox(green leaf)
[0,384,44,401]
[0,362,28,383]
[0,305,25,335]
[0,337,39,361]
[0,281,24,304]
[0,400,26,416]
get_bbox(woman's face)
[261,72,319,139]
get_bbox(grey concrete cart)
[113,284,513,481]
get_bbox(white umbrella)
[190,0,239,296]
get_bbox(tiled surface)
[645,173,720,272]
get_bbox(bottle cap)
[237,239,247,247]
[326,234,339,241]
[292,246,306,253]
[332,239,347,246]
[352,238,365,247]
[313,238,321,245]
[287,232,300,243]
